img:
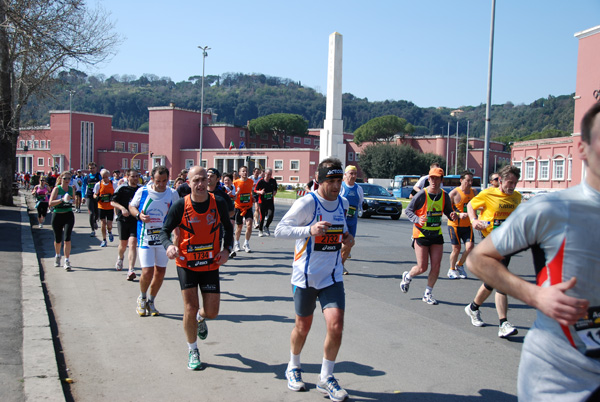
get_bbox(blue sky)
[90,0,599,108]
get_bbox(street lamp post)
[483,0,497,188]
[68,90,75,171]
[198,45,210,167]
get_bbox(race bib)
[100,194,111,203]
[314,224,343,252]
[492,218,505,229]
[574,306,600,358]
[239,193,251,204]
[347,206,356,218]
[186,243,215,268]
[263,192,273,200]
[146,228,162,246]
[427,210,443,227]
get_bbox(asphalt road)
[28,197,535,402]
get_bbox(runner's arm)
[159,198,185,249]
[405,190,425,224]
[274,196,314,239]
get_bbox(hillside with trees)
[21,70,575,147]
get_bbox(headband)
[317,167,344,183]
[345,165,357,173]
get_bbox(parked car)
[356,183,402,220]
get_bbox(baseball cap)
[207,167,221,178]
[429,167,444,177]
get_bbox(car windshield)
[362,184,390,197]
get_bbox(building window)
[314,139,320,147]
[33,140,39,149]
[274,160,283,170]
[122,158,129,169]
[19,140,25,149]
[141,143,149,153]
[115,141,125,152]
[47,140,51,150]
[348,152,354,162]
[260,133,268,140]
[240,130,245,137]
[290,160,300,170]
[293,137,301,144]
[185,159,194,169]
[289,176,299,182]
[128,142,138,153]
[249,132,255,138]
[40,140,46,149]
[568,158,572,181]
[512,161,522,179]
[201,160,207,168]
[553,159,565,180]
[27,140,32,149]
[274,176,283,182]
[37,158,44,167]
[538,160,549,180]
[355,153,360,161]
[304,138,311,145]
[48,158,52,166]
[524,160,535,180]
[143,160,148,171]
[80,121,93,169]
[286,136,291,143]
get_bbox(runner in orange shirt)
[232,166,255,253]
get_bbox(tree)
[352,115,413,145]
[248,113,308,148]
[0,0,120,205]
[359,143,444,178]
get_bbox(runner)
[339,165,364,275]
[488,172,500,188]
[232,166,254,253]
[31,178,50,228]
[94,169,115,247]
[48,171,75,271]
[464,164,522,337]
[255,168,278,237]
[82,162,102,237]
[206,168,234,214]
[466,102,600,400]
[275,157,353,402]
[410,162,441,199]
[160,166,233,370]
[251,167,262,227]
[70,170,83,213]
[129,165,179,316]
[400,167,456,305]
[110,169,141,280]
[446,170,477,279]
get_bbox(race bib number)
[239,193,251,204]
[314,224,343,252]
[427,210,442,227]
[347,206,356,218]
[146,228,162,246]
[263,192,273,200]
[574,306,600,358]
[100,194,111,203]
[186,243,215,268]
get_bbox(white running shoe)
[465,304,484,327]
[498,321,518,338]
[136,296,147,316]
[285,367,306,392]
[317,375,348,401]
[243,243,251,253]
[64,260,72,271]
[233,242,240,252]
[115,259,123,271]
[400,271,411,293]
[146,300,159,316]
[258,230,265,237]
[264,227,270,236]
[457,264,468,279]
[54,256,61,267]
[422,293,438,305]
[127,270,136,281]
[447,269,459,279]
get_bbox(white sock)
[320,358,335,381]
[197,312,204,322]
[65,258,70,262]
[55,254,60,258]
[425,286,433,295]
[405,272,412,281]
[188,342,197,350]
[289,352,301,369]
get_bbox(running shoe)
[115,259,123,271]
[146,300,159,316]
[400,271,411,293]
[188,348,201,370]
[243,243,251,253]
[317,375,348,402]
[108,232,114,242]
[229,250,236,259]
[447,269,459,279]
[253,222,259,229]
[285,367,306,392]
[54,256,61,267]
[422,293,439,305]
[258,230,265,237]
[136,296,147,316]
[457,264,468,279]
[90,230,95,237]
[498,321,518,338]
[127,270,136,281]
[197,319,208,340]
[464,304,484,327]
[64,260,72,271]
[264,227,270,236]
[343,267,349,275]
[233,242,240,253]
[100,240,107,247]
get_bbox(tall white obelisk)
[320,32,345,165]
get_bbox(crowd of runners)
[24,103,600,401]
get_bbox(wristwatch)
[136,213,140,220]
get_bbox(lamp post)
[483,0,496,188]
[198,45,210,167]
[68,90,75,171]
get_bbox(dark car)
[356,183,402,220]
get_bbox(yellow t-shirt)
[469,187,521,237]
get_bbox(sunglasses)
[491,177,499,181]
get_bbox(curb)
[20,194,65,401]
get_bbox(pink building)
[511,25,600,192]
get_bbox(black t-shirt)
[111,185,140,223]
[210,184,234,213]
[159,193,233,252]
[255,178,278,203]
[177,182,191,198]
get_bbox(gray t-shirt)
[491,182,600,401]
